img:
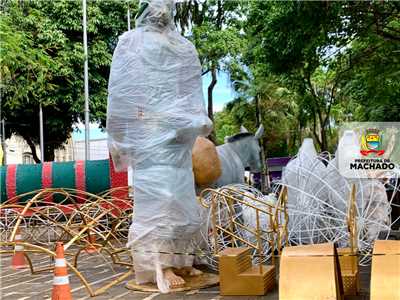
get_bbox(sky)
[73,71,235,141]
[202,71,236,112]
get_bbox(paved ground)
[0,250,372,300]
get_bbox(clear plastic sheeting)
[107,0,211,172]
[278,134,397,265]
[282,138,329,244]
[326,132,391,251]
[337,130,366,179]
[107,0,212,292]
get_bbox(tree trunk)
[319,125,328,152]
[305,74,328,151]
[207,67,217,121]
[255,94,268,192]
[22,135,41,163]
[22,135,55,163]
[207,67,217,144]
[216,0,223,28]
[311,109,322,150]
[44,143,55,162]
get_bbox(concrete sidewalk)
[0,253,371,300]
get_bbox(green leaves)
[243,1,400,152]
[192,23,244,72]
[1,0,136,161]
[2,0,398,160]
[1,12,54,109]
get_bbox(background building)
[2,128,108,164]
[4,135,74,164]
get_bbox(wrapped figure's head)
[136,0,175,29]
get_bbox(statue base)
[126,272,219,292]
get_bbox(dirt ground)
[0,250,373,300]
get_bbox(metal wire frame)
[0,187,133,296]
[347,184,358,274]
[198,185,289,272]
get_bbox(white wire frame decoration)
[272,151,400,265]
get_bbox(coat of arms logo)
[360,128,385,156]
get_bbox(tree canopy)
[1,0,399,160]
[1,0,135,161]
[176,0,247,142]
[238,1,400,154]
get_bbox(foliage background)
[1,0,135,161]
[1,0,399,161]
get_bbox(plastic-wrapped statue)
[282,138,328,243]
[106,0,212,292]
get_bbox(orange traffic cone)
[11,228,27,270]
[84,229,98,254]
[51,242,72,300]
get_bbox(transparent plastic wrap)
[107,0,212,172]
[106,0,212,292]
[327,131,364,214]
[277,134,394,264]
[282,138,328,244]
[327,132,390,248]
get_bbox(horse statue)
[127,124,264,194]
[197,124,264,188]
[194,125,265,259]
